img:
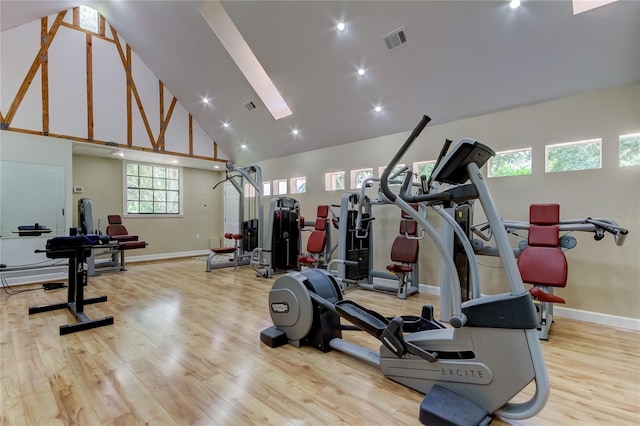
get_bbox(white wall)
[0,131,73,267]
[257,84,640,320]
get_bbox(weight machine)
[472,205,628,339]
[208,162,263,270]
[251,196,302,278]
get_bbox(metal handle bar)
[380,115,431,202]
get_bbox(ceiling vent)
[382,27,407,50]
[244,101,256,111]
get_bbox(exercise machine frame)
[262,115,550,425]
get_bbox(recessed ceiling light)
[374,106,382,113]
[357,68,366,76]
[292,129,299,135]
[509,0,521,10]
[241,144,247,150]
[171,160,178,164]
[202,97,210,104]
[223,122,230,128]
[214,165,220,169]
[337,22,346,32]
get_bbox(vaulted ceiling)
[2,1,639,165]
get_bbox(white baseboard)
[126,250,210,263]
[419,283,639,331]
[0,265,68,286]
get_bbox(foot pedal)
[419,385,491,426]
[260,326,288,348]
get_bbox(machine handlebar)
[380,115,431,203]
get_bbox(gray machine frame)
[78,198,125,276]
[207,161,264,271]
[264,115,550,424]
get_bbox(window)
[273,179,287,195]
[619,133,640,167]
[263,181,271,196]
[488,148,532,178]
[126,162,181,214]
[545,139,602,173]
[350,168,374,189]
[324,171,345,191]
[290,176,306,194]
[413,161,436,182]
[79,5,99,33]
[379,164,407,184]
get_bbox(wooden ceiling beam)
[4,11,66,126]
[111,27,156,150]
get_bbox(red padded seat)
[106,215,147,250]
[212,233,242,254]
[530,287,565,304]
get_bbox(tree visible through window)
[325,172,345,191]
[290,176,307,194]
[546,139,602,173]
[126,162,181,214]
[488,148,532,178]
[619,133,640,167]
[413,161,436,182]
[350,168,373,189]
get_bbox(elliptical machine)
[260,115,549,425]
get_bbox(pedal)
[420,385,491,426]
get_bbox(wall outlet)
[73,186,84,193]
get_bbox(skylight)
[572,0,618,15]
[199,1,292,120]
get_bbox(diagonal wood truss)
[0,8,225,163]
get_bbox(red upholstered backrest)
[528,225,559,247]
[390,236,419,264]
[518,205,567,287]
[108,215,123,225]
[530,204,560,225]
[399,220,418,236]
[401,204,419,219]
[317,205,329,218]
[306,230,327,254]
[106,224,128,237]
[314,218,328,232]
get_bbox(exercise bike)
[260,115,549,425]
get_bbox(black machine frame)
[29,236,114,335]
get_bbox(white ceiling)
[2,1,639,167]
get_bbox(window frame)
[123,161,183,217]
[324,171,345,191]
[487,147,533,178]
[78,5,100,34]
[289,176,307,194]
[349,168,374,189]
[412,160,436,183]
[262,181,272,197]
[545,138,602,173]
[272,179,288,196]
[619,132,640,167]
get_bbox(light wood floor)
[1,259,639,425]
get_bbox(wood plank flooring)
[1,258,639,425]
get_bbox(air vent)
[382,27,407,50]
[244,101,256,111]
